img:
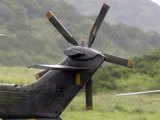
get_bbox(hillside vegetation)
[64,0,160,32]
[94,48,160,92]
[0,48,160,93]
[1,0,160,66]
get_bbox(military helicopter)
[0,3,133,120]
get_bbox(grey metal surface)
[0,50,105,119]
[85,78,93,110]
[88,3,110,48]
[104,53,133,68]
[29,64,88,71]
[46,11,79,46]
[64,46,102,60]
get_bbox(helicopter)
[0,3,133,120]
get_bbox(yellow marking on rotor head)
[46,11,53,19]
[35,73,40,80]
[128,60,133,68]
[76,73,81,86]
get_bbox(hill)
[1,48,160,92]
[64,0,160,32]
[93,48,160,92]
[1,0,160,66]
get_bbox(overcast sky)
[151,0,160,5]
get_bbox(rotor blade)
[88,3,110,48]
[29,64,88,71]
[104,54,133,68]
[116,90,160,96]
[85,78,93,110]
[46,11,79,46]
[0,34,8,38]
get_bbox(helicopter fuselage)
[0,50,104,119]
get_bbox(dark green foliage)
[64,0,160,32]
[1,0,160,66]
[93,49,160,92]
[1,0,160,93]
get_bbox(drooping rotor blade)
[88,3,110,48]
[85,78,93,110]
[116,90,160,96]
[104,54,133,68]
[46,11,79,46]
[29,64,88,71]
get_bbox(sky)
[151,0,160,5]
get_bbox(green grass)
[0,66,160,120]
[62,94,160,120]
[0,66,39,85]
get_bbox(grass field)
[0,66,39,85]
[0,66,160,120]
[62,94,160,120]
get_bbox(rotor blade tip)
[0,34,8,38]
[128,60,133,68]
[103,3,110,9]
[46,11,53,19]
